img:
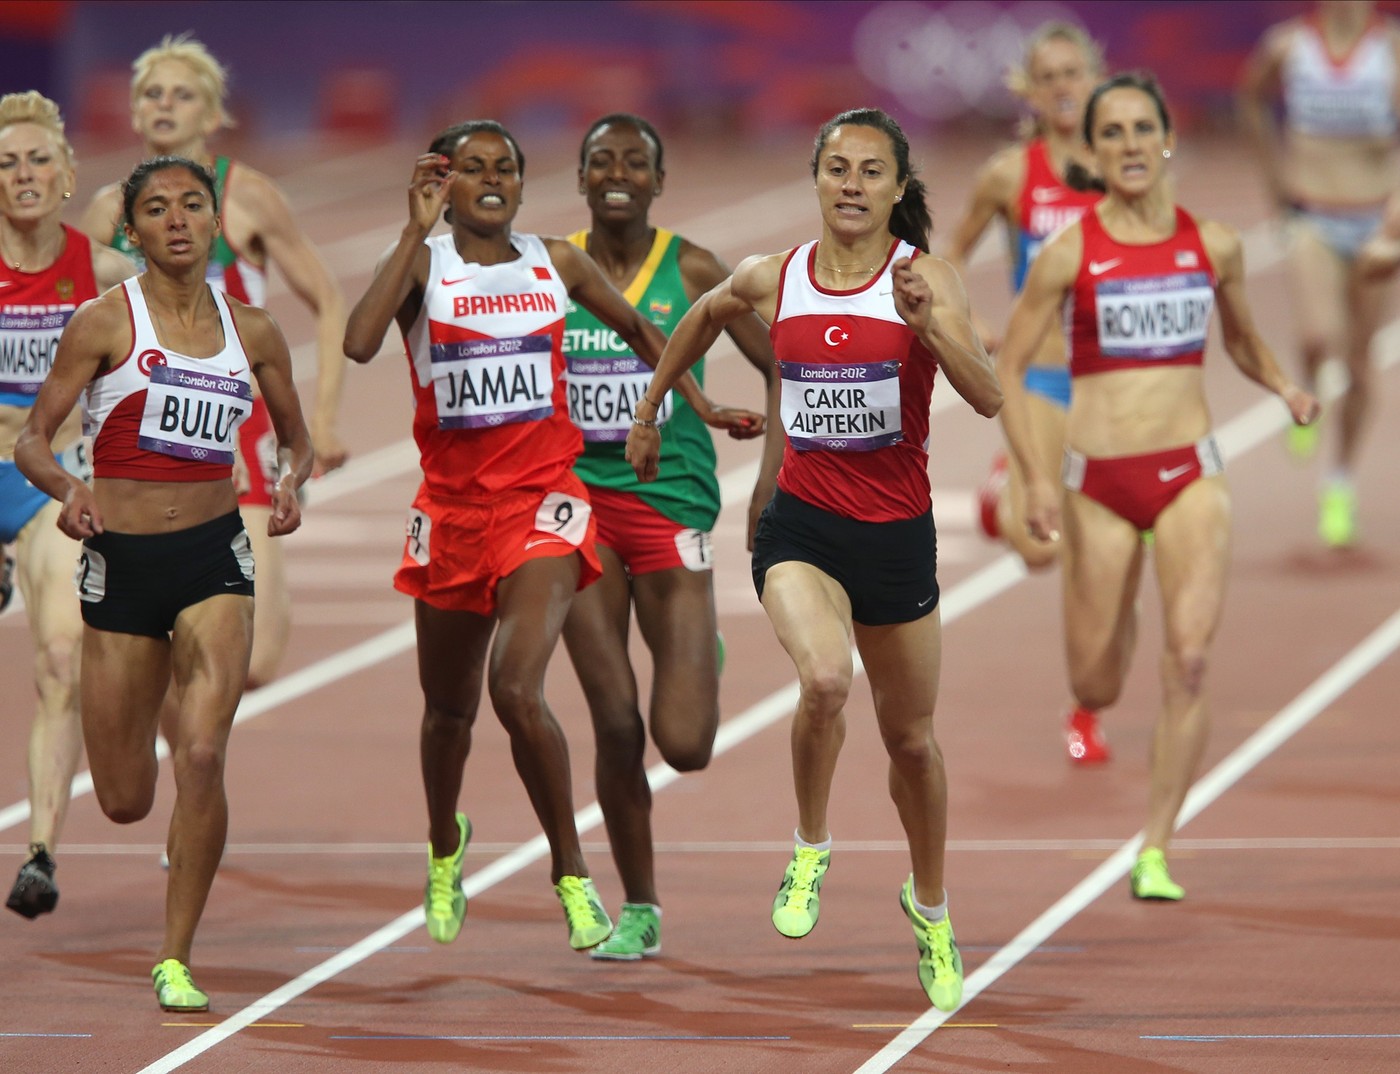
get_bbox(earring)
[895,195,903,203]
[1162,149,1172,159]
[62,191,72,199]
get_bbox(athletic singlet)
[111,156,267,306]
[83,277,253,482]
[564,227,720,531]
[1012,138,1101,292]
[0,226,99,407]
[1067,207,1216,379]
[403,232,576,499]
[770,239,938,523]
[1283,15,1398,139]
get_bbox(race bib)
[73,547,107,603]
[430,334,554,430]
[0,306,73,396]
[533,491,590,547]
[405,508,431,566]
[780,359,903,452]
[565,354,671,442]
[674,527,713,572]
[1095,273,1213,361]
[138,365,251,463]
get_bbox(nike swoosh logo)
[440,275,476,286]
[1158,463,1193,482]
[917,594,935,608]
[1031,187,1065,204]
[0,280,14,289]
[1089,259,1123,276]
[524,537,564,550]
[229,368,245,377]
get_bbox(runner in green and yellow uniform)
[561,114,780,961]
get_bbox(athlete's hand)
[311,423,350,476]
[891,257,933,331]
[624,423,661,482]
[409,154,457,233]
[267,482,303,537]
[1282,383,1321,428]
[58,481,102,540]
[700,403,765,440]
[1024,475,1062,545]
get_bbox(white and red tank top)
[1067,207,1216,379]
[402,232,576,499]
[1283,15,1398,139]
[770,238,939,522]
[83,278,253,482]
[1012,139,1101,292]
[0,226,99,406]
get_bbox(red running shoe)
[977,455,1008,540]
[1066,707,1109,764]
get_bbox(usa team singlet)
[563,227,720,531]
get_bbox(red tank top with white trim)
[1067,207,1216,379]
[0,226,99,406]
[769,239,939,522]
[1011,139,1100,292]
[403,232,577,499]
[83,278,254,482]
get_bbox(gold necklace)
[814,249,883,277]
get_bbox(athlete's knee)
[174,736,227,792]
[1070,669,1122,712]
[593,708,646,767]
[655,722,715,773]
[880,721,939,774]
[33,631,80,701]
[488,675,547,730]
[1165,645,1208,698]
[798,665,852,721]
[96,780,156,824]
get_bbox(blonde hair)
[0,90,75,167]
[1006,21,1105,139]
[130,33,233,129]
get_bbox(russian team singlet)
[1011,138,1101,292]
[1284,15,1398,139]
[1067,207,1216,379]
[563,227,720,531]
[83,278,253,483]
[111,156,267,305]
[403,232,576,498]
[0,226,99,408]
[770,239,939,523]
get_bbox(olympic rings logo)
[826,438,849,449]
[191,447,208,459]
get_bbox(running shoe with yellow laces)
[424,812,470,944]
[899,876,963,1012]
[590,901,661,961]
[771,844,830,938]
[152,958,209,1012]
[555,875,612,950]
[1130,847,1185,901]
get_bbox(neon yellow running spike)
[152,958,209,1012]
[555,875,612,950]
[899,877,963,1011]
[590,902,661,961]
[1131,847,1184,901]
[771,844,830,938]
[1318,484,1357,548]
[424,813,470,944]
[1288,420,1321,462]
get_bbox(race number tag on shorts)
[430,335,553,430]
[565,354,671,442]
[779,359,903,452]
[534,492,590,547]
[1094,273,1213,361]
[58,439,93,484]
[73,547,107,603]
[139,365,251,463]
[230,528,255,581]
[405,508,431,566]
[674,527,713,572]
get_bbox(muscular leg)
[490,554,589,882]
[1338,265,1388,475]
[855,611,945,905]
[562,547,651,900]
[760,562,853,844]
[414,601,492,857]
[1061,491,1146,713]
[14,504,83,852]
[1143,477,1231,853]
[1285,226,1344,396]
[160,594,253,965]
[81,628,171,825]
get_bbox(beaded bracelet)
[632,416,660,429]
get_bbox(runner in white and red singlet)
[999,74,1318,904]
[625,109,1002,1012]
[17,155,313,1013]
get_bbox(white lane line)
[854,603,1400,1073]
